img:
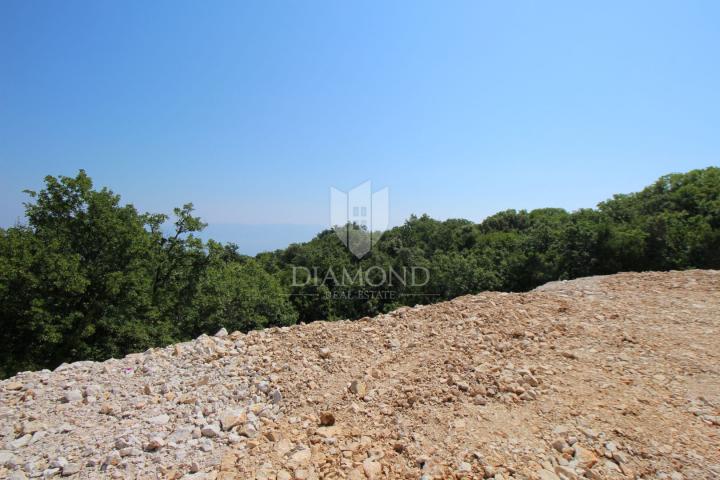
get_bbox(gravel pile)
[2,270,719,479]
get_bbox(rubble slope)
[1,270,719,479]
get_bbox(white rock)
[147,414,170,425]
[218,409,245,431]
[168,425,194,443]
[49,457,68,469]
[119,447,142,457]
[0,450,17,466]
[42,468,60,477]
[362,458,382,479]
[201,424,221,438]
[61,463,80,476]
[62,390,83,403]
[9,434,31,450]
[145,436,165,451]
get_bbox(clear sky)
[1,1,719,253]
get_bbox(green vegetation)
[1,167,719,377]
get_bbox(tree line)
[1,167,718,377]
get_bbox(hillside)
[4,167,720,379]
[1,270,719,479]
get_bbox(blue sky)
[1,1,719,253]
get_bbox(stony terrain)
[1,270,719,480]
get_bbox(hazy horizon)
[2,165,718,255]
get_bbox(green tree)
[190,243,297,335]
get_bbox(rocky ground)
[1,270,719,480]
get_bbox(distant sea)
[196,224,325,256]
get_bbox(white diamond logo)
[330,181,389,258]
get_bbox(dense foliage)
[1,167,718,377]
